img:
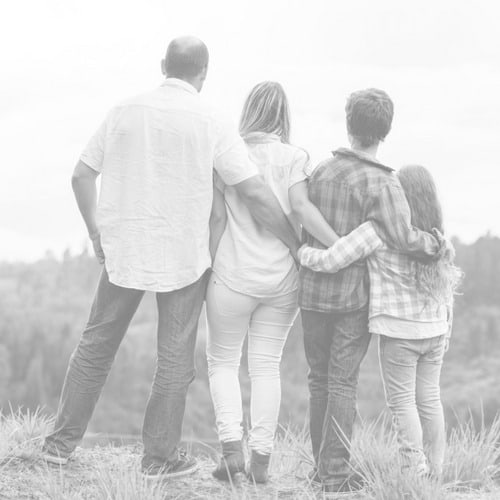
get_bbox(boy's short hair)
[345,88,394,148]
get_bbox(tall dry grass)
[0,409,498,499]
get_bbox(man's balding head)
[162,36,209,92]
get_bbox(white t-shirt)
[213,132,310,297]
[80,78,258,292]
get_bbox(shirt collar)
[333,147,394,172]
[161,78,198,95]
[243,132,282,144]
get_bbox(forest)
[0,233,499,442]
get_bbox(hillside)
[0,410,499,499]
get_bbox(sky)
[1,0,499,261]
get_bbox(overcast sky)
[1,0,499,261]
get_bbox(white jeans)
[206,273,299,455]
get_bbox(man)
[43,36,299,478]
[299,88,442,494]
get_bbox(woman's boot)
[248,450,270,484]
[212,441,245,480]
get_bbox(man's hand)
[72,160,102,263]
[90,232,105,264]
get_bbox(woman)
[206,81,338,483]
[299,165,461,478]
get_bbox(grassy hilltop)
[0,409,499,500]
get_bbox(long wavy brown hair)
[398,165,462,305]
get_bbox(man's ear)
[161,59,166,75]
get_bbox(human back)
[213,82,309,297]
[94,83,222,291]
[300,148,401,311]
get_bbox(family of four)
[41,36,460,496]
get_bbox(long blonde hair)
[239,81,291,143]
[397,165,463,305]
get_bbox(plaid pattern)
[300,222,447,320]
[299,148,440,313]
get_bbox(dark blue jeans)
[302,307,370,486]
[44,268,209,471]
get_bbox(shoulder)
[375,171,404,193]
[277,143,311,166]
[343,159,399,191]
[113,87,164,109]
[308,156,335,179]
[290,145,311,164]
[204,105,239,136]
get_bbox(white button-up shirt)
[80,78,258,292]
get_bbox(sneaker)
[142,450,198,480]
[42,451,69,466]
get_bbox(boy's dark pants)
[302,307,371,486]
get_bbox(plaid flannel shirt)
[298,148,440,313]
[299,222,449,324]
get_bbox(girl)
[206,81,338,483]
[299,165,461,477]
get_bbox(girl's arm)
[209,183,227,262]
[289,180,339,247]
[299,221,383,273]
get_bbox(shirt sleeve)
[367,179,440,258]
[288,148,310,188]
[213,117,259,186]
[79,114,109,173]
[300,221,383,273]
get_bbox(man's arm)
[209,183,227,261]
[289,180,339,247]
[368,181,440,259]
[233,175,301,260]
[71,160,104,264]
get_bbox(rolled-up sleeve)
[80,115,109,173]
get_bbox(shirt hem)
[213,270,298,299]
[371,331,447,339]
[106,267,210,293]
[80,154,102,173]
[299,301,369,313]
